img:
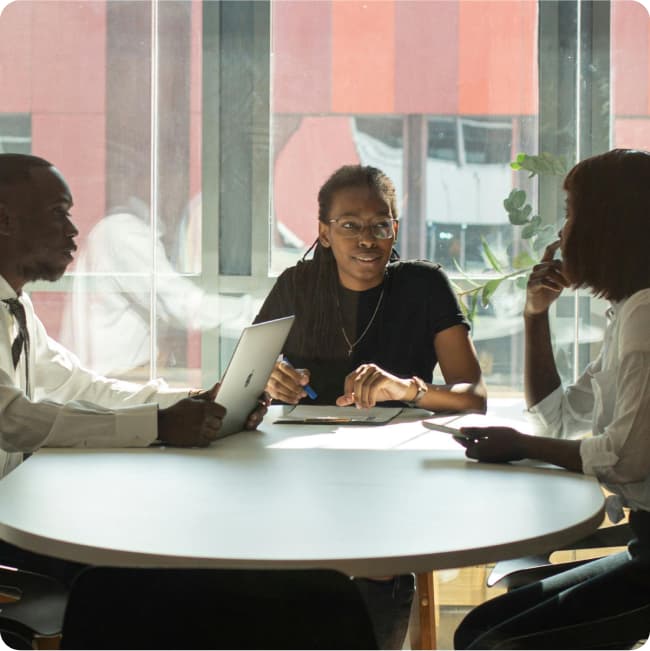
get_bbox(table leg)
[414,572,437,649]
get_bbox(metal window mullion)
[538,0,611,382]
[149,0,160,381]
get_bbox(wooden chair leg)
[413,572,437,649]
[33,635,62,650]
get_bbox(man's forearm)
[524,311,561,408]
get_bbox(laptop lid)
[214,315,295,438]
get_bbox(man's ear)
[393,219,400,243]
[318,221,331,248]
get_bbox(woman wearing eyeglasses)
[254,165,485,650]
[255,164,486,413]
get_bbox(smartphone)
[422,420,487,443]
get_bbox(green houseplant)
[453,152,569,322]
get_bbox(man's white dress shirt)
[0,274,188,479]
[529,288,650,520]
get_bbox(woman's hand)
[457,426,583,472]
[455,426,527,463]
[336,363,414,408]
[525,240,570,317]
[265,359,312,404]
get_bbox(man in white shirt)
[0,153,266,581]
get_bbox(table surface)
[0,402,605,576]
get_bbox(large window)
[2,0,648,396]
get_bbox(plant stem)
[454,267,533,297]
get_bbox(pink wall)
[273,117,360,245]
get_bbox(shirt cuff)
[152,386,191,409]
[525,386,564,436]
[579,435,620,477]
[114,403,159,446]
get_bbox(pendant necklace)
[337,287,385,357]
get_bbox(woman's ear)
[393,218,400,243]
[318,221,331,248]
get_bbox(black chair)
[479,602,650,650]
[487,523,632,590]
[0,565,68,649]
[58,567,378,649]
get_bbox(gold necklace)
[337,287,385,357]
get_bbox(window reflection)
[0,0,648,394]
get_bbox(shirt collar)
[606,295,631,322]
[0,274,19,301]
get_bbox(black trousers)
[454,510,650,650]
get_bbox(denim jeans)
[454,511,650,650]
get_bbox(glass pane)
[1,0,251,389]
[270,0,539,395]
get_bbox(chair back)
[0,567,68,646]
[60,567,378,649]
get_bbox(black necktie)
[3,298,30,396]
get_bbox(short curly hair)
[0,153,52,188]
[562,148,650,301]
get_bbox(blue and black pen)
[282,356,318,400]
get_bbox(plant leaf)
[481,237,503,273]
[511,152,568,179]
[469,292,479,323]
[512,250,537,269]
[521,223,535,239]
[516,275,529,290]
[452,258,481,287]
[481,278,503,307]
[512,189,526,208]
[532,225,557,251]
[508,203,533,225]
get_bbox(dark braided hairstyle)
[287,165,399,360]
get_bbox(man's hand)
[187,380,270,431]
[187,381,220,402]
[157,396,226,447]
[244,393,271,430]
[524,240,570,317]
[456,426,527,463]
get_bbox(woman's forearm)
[416,380,487,414]
[519,434,583,473]
[524,311,562,408]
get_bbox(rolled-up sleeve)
[526,359,600,439]
[581,351,650,483]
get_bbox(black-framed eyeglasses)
[328,218,397,240]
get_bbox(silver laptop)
[214,315,295,438]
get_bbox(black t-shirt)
[254,260,469,404]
